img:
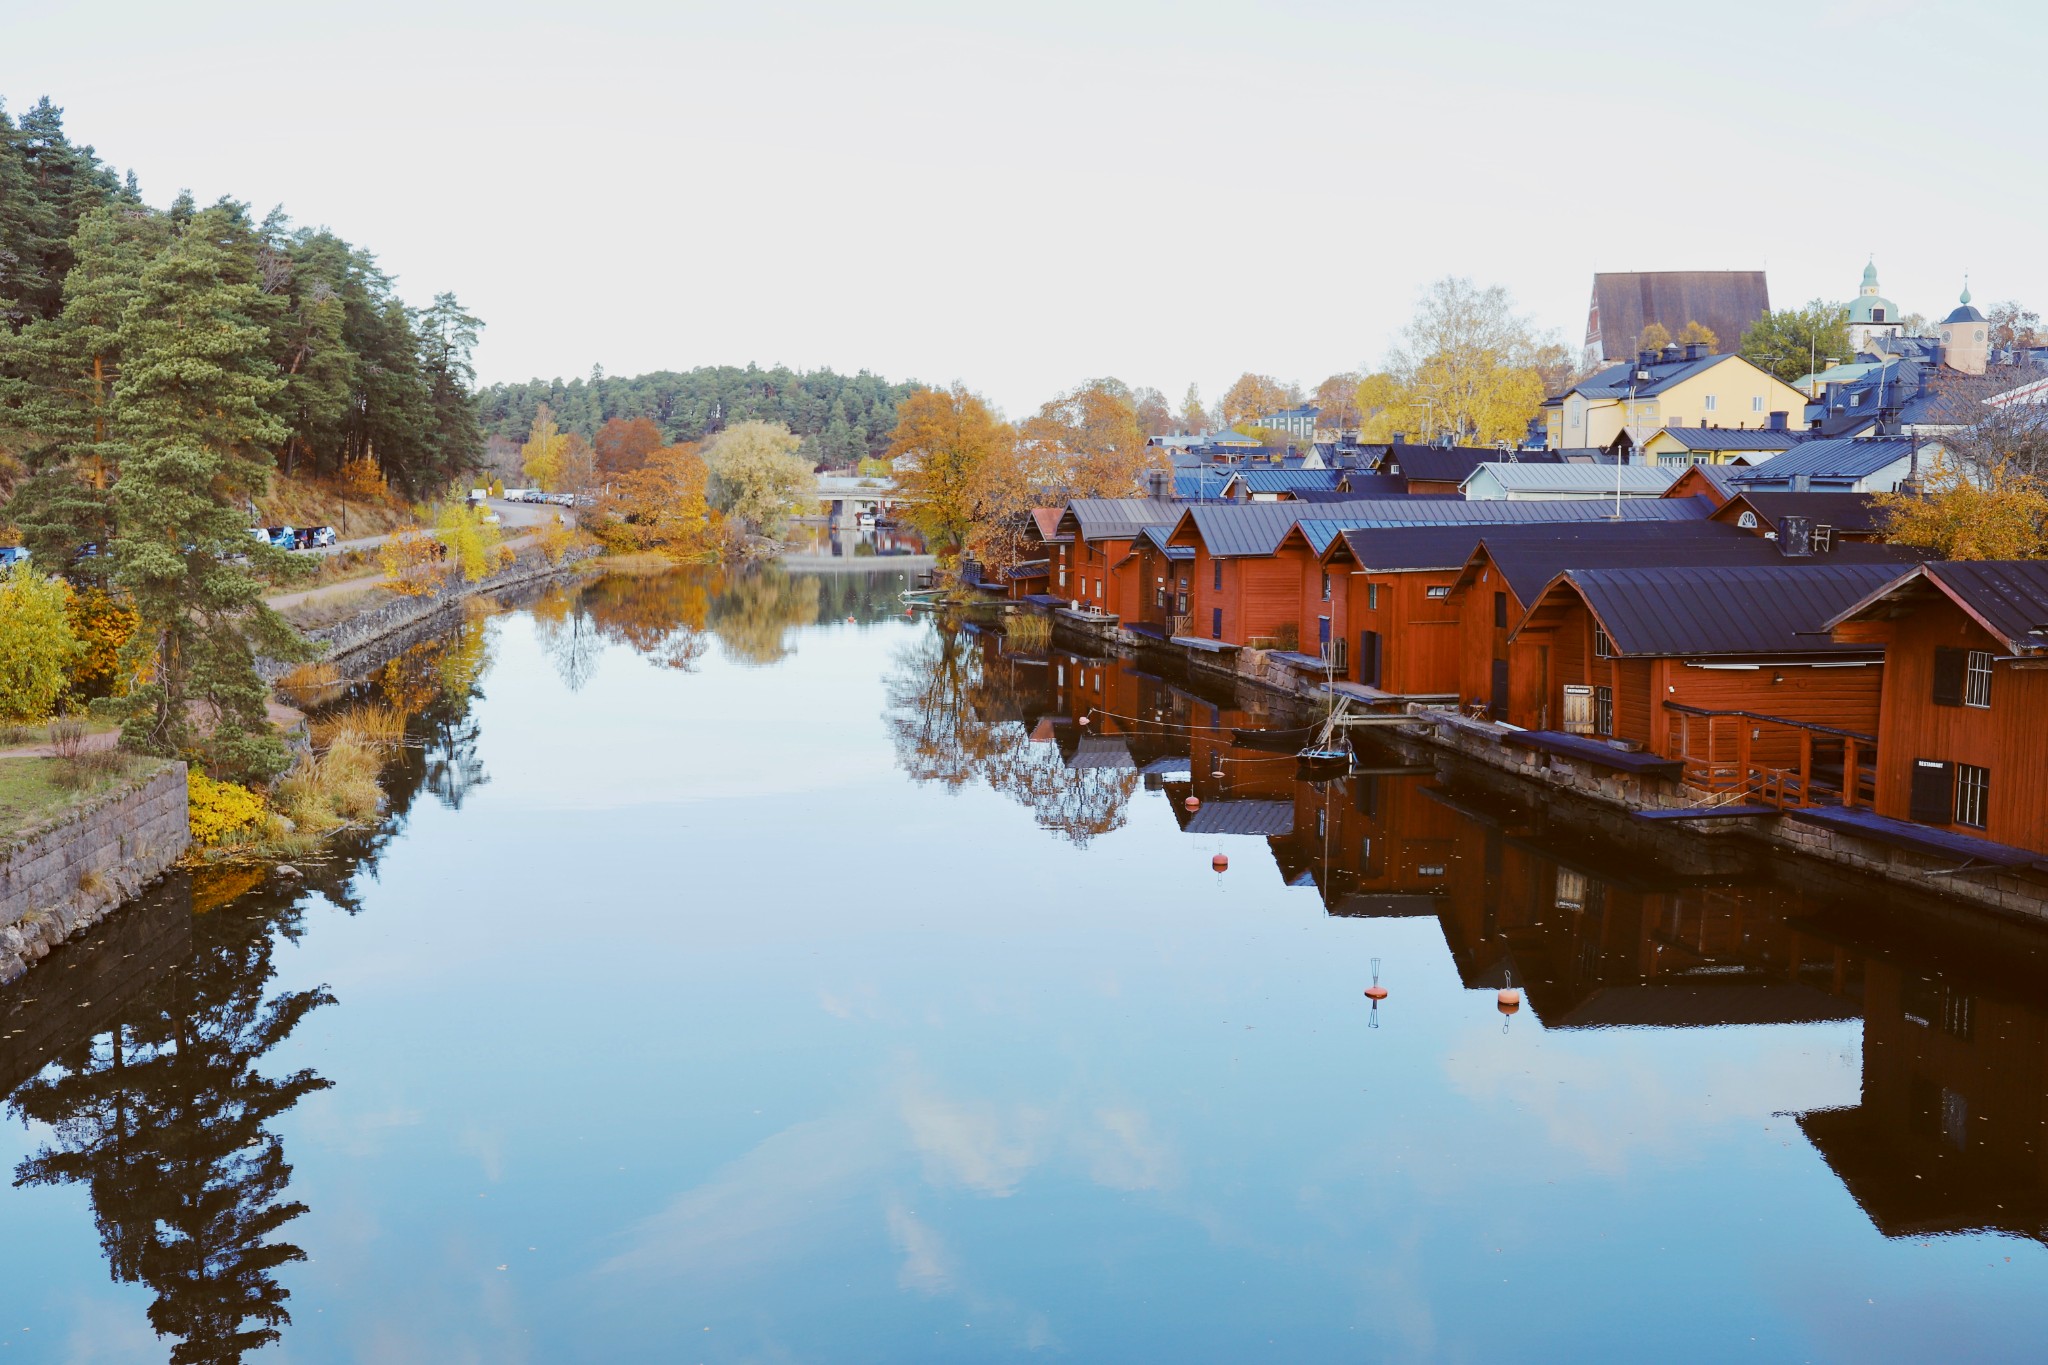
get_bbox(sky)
[8,0,2042,417]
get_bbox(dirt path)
[265,499,564,611]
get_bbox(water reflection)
[6,583,2048,1359]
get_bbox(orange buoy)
[1496,988,1522,1008]
[1212,853,1229,873]
[1364,984,1388,1000]
[1078,715,1090,727]
[1184,795,1201,813]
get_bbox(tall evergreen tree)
[111,202,306,781]
[416,291,485,491]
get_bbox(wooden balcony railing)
[1663,702,1878,811]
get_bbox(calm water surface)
[5,565,2048,1363]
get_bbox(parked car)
[309,525,337,548]
[0,546,31,568]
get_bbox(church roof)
[1587,271,1771,362]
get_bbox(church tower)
[1941,282,1988,376]
[1846,258,1902,351]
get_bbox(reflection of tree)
[10,897,333,1364]
[531,589,603,691]
[580,571,713,672]
[884,622,1137,846]
[710,568,821,666]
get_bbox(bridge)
[812,474,902,526]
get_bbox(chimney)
[1777,514,1811,557]
[1767,410,1788,432]
[1391,431,1406,445]
[1637,349,1657,370]
[1661,344,1682,364]
[1683,341,1708,361]
[1791,472,1811,492]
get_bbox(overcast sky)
[10,0,2038,417]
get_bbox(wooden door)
[1562,684,1594,735]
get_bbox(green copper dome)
[1849,258,1896,325]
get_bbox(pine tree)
[416,292,485,489]
[111,202,306,781]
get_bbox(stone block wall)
[0,763,190,985]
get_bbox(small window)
[1872,307,1886,323]
[1594,625,1614,658]
[1425,585,1450,599]
[1367,583,1380,610]
[1594,685,1613,736]
[1211,607,1222,640]
[1964,650,1992,707]
[1849,392,1862,408]
[1493,591,1507,628]
[1213,558,1223,591]
[1320,570,1331,602]
[1316,807,1326,839]
[1703,394,1718,412]
[1752,395,1765,412]
[1331,634,1347,672]
[1955,763,1990,829]
[1736,511,1758,528]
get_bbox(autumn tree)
[1875,455,2048,559]
[1636,322,1672,353]
[0,561,84,721]
[1218,373,1299,426]
[1178,383,1209,433]
[1740,300,1852,382]
[1677,320,1720,351]
[337,451,386,501]
[704,420,812,539]
[887,384,1022,565]
[1313,372,1364,429]
[595,442,721,560]
[378,523,446,596]
[594,415,663,477]
[1020,378,1161,500]
[1129,386,1175,438]
[435,502,511,582]
[521,403,569,491]
[1381,277,1552,445]
[557,431,597,495]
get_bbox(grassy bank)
[0,753,153,842]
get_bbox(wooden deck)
[1498,729,1685,778]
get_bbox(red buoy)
[1212,853,1229,873]
[1078,715,1090,727]
[1184,795,1201,813]
[1364,984,1388,1000]
[1496,988,1522,1008]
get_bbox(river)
[4,564,2047,1363]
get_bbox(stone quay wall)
[0,762,191,985]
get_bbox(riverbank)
[1038,605,2048,922]
[0,759,188,985]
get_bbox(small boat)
[899,588,945,602]
[1295,748,1350,780]
[1231,723,1321,752]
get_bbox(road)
[265,498,567,612]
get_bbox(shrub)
[272,735,384,835]
[188,771,268,845]
[1006,613,1053,649]
[0,561,84,722]
[310,703,406,751]
[63,586,140,705]
[380,523,448,597]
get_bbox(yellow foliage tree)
[0,561,84,722]
[888,385,1023,565]
[1874,455,2048,560]
[378,523,448,596]
[1677,320,1720,350]
[338,452,388,501]
[704,421,812,538]
[1637,322,1673,353]
[522,403,571,492]
[1217,373,1298,426]
[63,585,140,704]
[436,503,511,582]
[596,443,721,560]
[1384,277,1554,445]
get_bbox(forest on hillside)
[475,365,922,470]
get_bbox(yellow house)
[1543,343,1811,454]
[1636,426,1807,466]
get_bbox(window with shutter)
[1931,647,1967,706]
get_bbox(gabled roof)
[1586,272,1770,363]
[1714,491,1888,535]
[1455,522,1914,603]
[1463,463,1678,496]
[1223,468,1344,495]
[1662,464,1740,504]
[1535,563,1904,656]
[1028,508,1067,541]
[1060,498,1182,541]
[1292,475,1416,501]
[1729,437,1917,485]
[1650,427,1809,451]
[1173,468,1235,500]
[1569,352,1735,399]
[1138,525,1194,560]
[1825,561,2048,654]
[1382,444,1510,483]
[1175,495,1719,559]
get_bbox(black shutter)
[1211,607,1222,640]
[1909,759,1954,823]
[1494,592,1508,628]
[1932,647,1967,706]
[1489,658,1509,719]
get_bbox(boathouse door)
[1562,684,1594,735]
[1358,630,1382,689]
[1489,659,1508,719]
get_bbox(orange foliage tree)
[595,417,664,477]
[62,585,141,704]
[1217,373,1300,426]
[594,443,722,560]
[1019,378,1162,499]
[887,385,1026,566]
[337,452,387,501]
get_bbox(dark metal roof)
[1183,800,1294,836]
[1654,427,1809,450]
[1294,474,1413,500]
[1383,445,1504,483]
[1224,469,1344,494]
[1173,469,1235,499]
[1006,559,1050,579]
[1555,563,1904,656]
[1063,498,1182,541]
[1730,438,1916,486]
[1572,353,1731,398]
[1138,525,1195,560]
[1717,491,1888,534]
[1929,561,2048,652]
[1586,271,1770,364]
[1183,495,1718,559]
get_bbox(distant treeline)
[475,365,922,467]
